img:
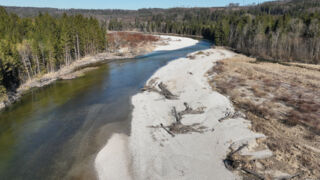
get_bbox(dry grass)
[107,32,160,56]
[209,55,320,179]
[108,32,159,49]
[289,62,320,72]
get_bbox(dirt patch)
[208,55,320,179]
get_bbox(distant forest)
[108,0,320,64]
[5,0,320,65]
[0,7,106,97]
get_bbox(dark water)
[0,41,210,180]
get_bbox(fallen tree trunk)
[142,82,177,99]
[241,168,265,180]
[158,82,177,99]
[172,107,182,124]
[160,123,175,137]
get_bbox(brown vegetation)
[107,32,159,53]
[209,55,320,179]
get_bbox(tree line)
[108,0,320,64]
[0,7,106,97]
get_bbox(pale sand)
[95,37,270,180]
[95,134,131,180]
[154,35,199,51]
[94,35,199,180]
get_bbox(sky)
[0,0,272,10]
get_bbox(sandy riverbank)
[94,35,199,180]
[95,37,273,179]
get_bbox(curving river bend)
[0,40,210,180]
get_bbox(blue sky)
[0,0,272,10]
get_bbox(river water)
[0,41,210,180]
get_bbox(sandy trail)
[95,36,270,180]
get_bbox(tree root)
[223,144,248,170]
[148,103,207,136]
[167,103,207,134]
[224,144,267,180]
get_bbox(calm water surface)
[0,41,210,180]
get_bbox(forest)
[0,7,106,98]
[108,0,320,64]
[5,1,320,64]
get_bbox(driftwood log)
[160,123,175,137]
[142,81,177,100]
[219,111,244,122]
[166,103,207,134]
[241,168,265,180]
[158,82,177,99]
[147,95,207,136]
[172,107,182,124]
[171,103,205,125]
[224,144,248,170]
[224,144,265,180]
[158,103,207,136]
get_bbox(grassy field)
[208,54,320,179]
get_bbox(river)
[0,40,210,180]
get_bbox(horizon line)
[1,4,261,11]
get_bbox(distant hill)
[4,0,320,27]
[4,0,320,18]
[3,6,228,29]
[4,6,137,23]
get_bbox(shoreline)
[0,52,152,111]
[0,54,134,111]
[0,35,184,112]
[95,38,273,179]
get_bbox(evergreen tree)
[0,7,107,97]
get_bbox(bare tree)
[17,40,32,80]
